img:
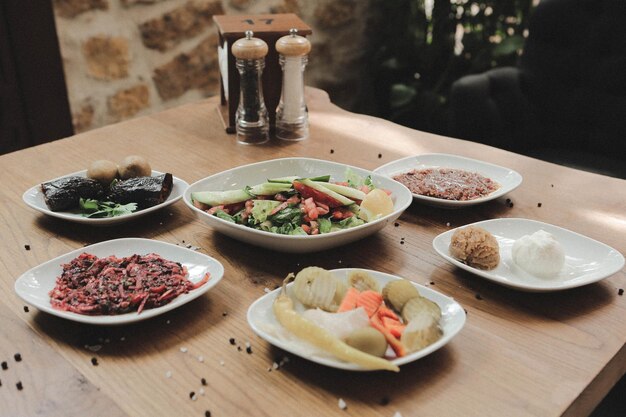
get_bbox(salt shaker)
[232,30,269,145]
[275,28,311,141]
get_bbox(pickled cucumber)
[401,296,442,323]
[401,309,443,352]
[331,279,348,312]
[293,267,338,311]
[348,271,380,292]
[345,327,388,357]
[382,279,421,312]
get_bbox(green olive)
[345,327,388,357]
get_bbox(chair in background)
[448,0,626,179]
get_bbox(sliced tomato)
[293,181,344,208]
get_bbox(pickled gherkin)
[401,309,443,352]
[382,279,421,312]
[292,267,337,311]
[348,271,379,292]
[401,296,442,323]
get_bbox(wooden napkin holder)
[213,14,312,133]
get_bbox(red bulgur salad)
[49,252,209,315]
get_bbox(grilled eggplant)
[107,173,173,209]
[41,176,105,211]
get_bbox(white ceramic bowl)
[183,158,413,253]
[433,218,625,292]
[375,153,522,208]
[23,170,188,225]
[14,238,224,325]
[247,268,466,371]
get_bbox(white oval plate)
[14,238,224,325]
[23,170,189,225]
[433,218,625,292]
[183,158,413,253]
[247,268,466,371]
[374,153,522,208]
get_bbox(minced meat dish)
[393,168,499,201]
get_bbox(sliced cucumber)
[192,189,251,206]
[249,182,293,195]
[268,174,331,184]
[308,175,331,182]
[297,178,355,206]
[268,176,299,184]
[314,181,366,201]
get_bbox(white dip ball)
[512,230,565,278]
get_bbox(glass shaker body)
[235,58,269,145]
[276,54,309,141]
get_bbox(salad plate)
[14,238,224,325]
[433,218,625,292]
[23,170,189,226]
[247,268,466,371]
[183,157,413,253]
[374,153,522,208]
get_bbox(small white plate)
[183,158,413,253]
[23,170,189,225]
[433,218,625,292]
[374,153,522,208]
[14,238,224,325]
[247,268,466,371]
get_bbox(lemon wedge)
[358,189,393,221]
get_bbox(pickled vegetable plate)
[184,158,412,253]
[23,170,189,226]
[247,269,466,371]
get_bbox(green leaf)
[80,199,137,218]
[250,200,281,224]
[215,210,236,223]
[270,206,302,225]
[492,35,524,57]
[390,84,416,108]
[79,198,99,212]
[318,217,332,234]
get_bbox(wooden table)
[1,89,624,417]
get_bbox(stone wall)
[52,0,377,133]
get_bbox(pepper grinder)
[275,28,311,141]
[232,30,269,145]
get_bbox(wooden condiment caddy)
[213,14,312,133]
